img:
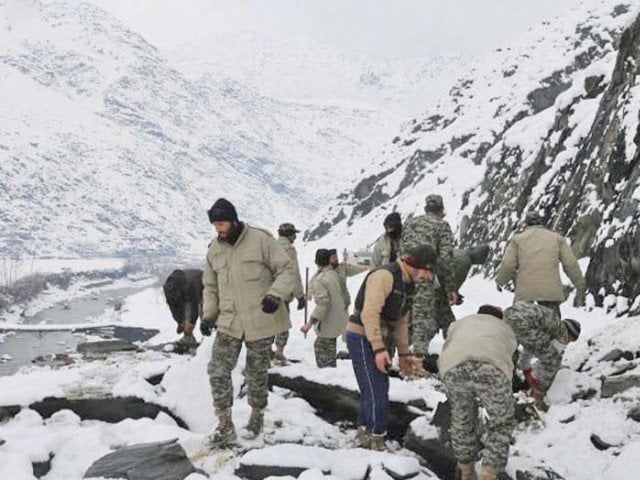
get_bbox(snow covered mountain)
[0,0,402,257]
[305,0,640,315]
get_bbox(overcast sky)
[92,0,574,60]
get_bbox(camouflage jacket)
[400,213,456,293]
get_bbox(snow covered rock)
[84,438,200,480]
[403,409,456,480]
[601,374,640,398]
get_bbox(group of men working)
[163,194,587,480]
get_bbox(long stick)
[304,266,309,338]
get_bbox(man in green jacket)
[495,212,587,317]
[439,305,517,480]
[273,222,306,365]
[301,249,349,368]
[200,198,296,447]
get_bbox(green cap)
[278,223,300,234]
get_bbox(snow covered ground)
[0,256,639,479]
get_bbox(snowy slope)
[0,0,397,256]
[306,0,640,312]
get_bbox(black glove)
[455,292,464,305]
[261,294,280,314]
[200,319,215,337]
[296,297,307,310]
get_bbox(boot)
[530,387,549,412]
[242,408,264,439]
[480,465,498,480]
[207,408,236,448]
[354,425,370,448]
[369,432,387,451]
[457,463,478,480]
[273,347,288,366]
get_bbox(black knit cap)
[327,248,338,256]
[563,318,581,340]
[207,198,238,223]
[477,304,504,319]
[315,249,331,267]
[383,212,402,227]
[404,244,437,270]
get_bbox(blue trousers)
[346,331,389,434]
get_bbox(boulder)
[84,438,200,480]
[601,375,640,398]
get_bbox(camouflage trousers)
[208,332,274,410]
[409,281,437,355]
[274,302,291,349]
[275,330,289,349]
[442,361,515,471]
[314,337,337,368]
[434,289,455,339]
[505,302,563,391]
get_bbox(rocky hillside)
[0,0,395,256]
[306,1,640,315]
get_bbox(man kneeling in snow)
[505,301,581,412]
[163,269,203,353]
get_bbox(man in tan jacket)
[439,305,517,480]
[495,211,587,317]
[273,222,306,365]
[346,245,436,451]
[200,198,296,447]
[301,249,348,367]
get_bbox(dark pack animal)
[163,269,204,333]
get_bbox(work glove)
[296,297,307,310]
[200,319,215,337]
[261,294,280,314]
[455,292,464,305]
[573,291,586,308]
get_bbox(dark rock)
[601,375,640,398]
[627,405,640,422]
[403,415,456,480]
[0,405,21,421]
[77,340,140,355]
[336,350,350,360]
[515,466,565,479]
[610,363,637,376]
[235,464,311,480]
[84,438,201,480]
[145,373,166,386]
[23,397,188,429]
[571,388,597,401]
[268,372,422,441]
[526,72,571,113]
[559,414,576,424]
[590,433,613,450]
[599,348,634,362]
[33,453,54,478]
[0,438,5,447]
[584,75,606,98]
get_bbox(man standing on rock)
[505,301,581,411]
[200,198,295,447]
[273,222,306,365]
[495,211,587,317]
[300,249,348,368]
[438,305,517,480]
[401,194,458,365]
[370,212,403,269]
[346,245,436,451]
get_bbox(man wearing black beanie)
[371,212,402,269]
[201,197,296,447]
